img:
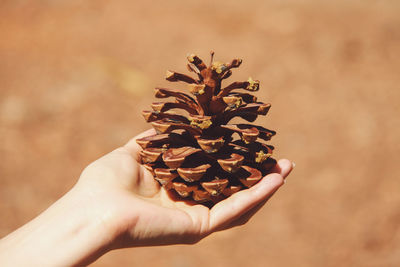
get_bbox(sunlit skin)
[0,129,293,266]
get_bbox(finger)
[208,173,284,232]
[270,159,294,178]
[132,163,161,197]
[214,159,294,230]
[124,128,156,161]
[223,187,278,230]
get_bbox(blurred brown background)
[1,0,399,266]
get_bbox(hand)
[0,129,293,266]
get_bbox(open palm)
[75,129,293,249]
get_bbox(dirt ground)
[1,1,399,266]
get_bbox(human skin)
[0,129,293,266]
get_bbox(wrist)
[0,187,115,266]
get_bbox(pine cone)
[136,52,277,205]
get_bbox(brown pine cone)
[136,52,277,205]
